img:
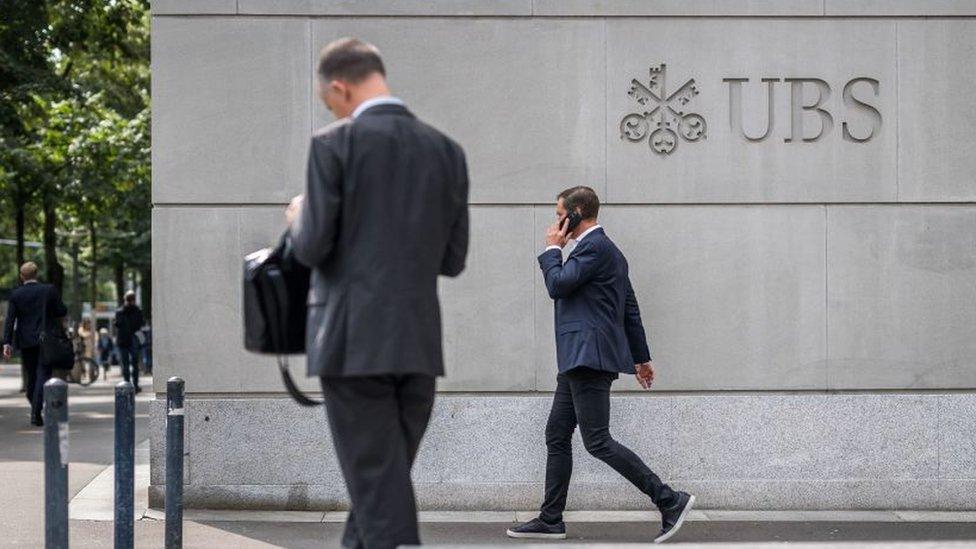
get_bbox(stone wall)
[150,0,976,510]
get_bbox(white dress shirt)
[351,95,406,119]
[544,224,603,253]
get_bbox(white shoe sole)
[506,529,567,540]
[654,494,695,544]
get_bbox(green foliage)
[0,0,150,312]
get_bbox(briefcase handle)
[268,257,323,407]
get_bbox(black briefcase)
[243,232,321,406]
[39,284,74,371]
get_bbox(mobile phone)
[564,210,583,231]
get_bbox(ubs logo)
[621,63,706,156]
[620,63,882,157]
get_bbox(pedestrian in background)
[2,262,68,426]
[138,322,152,374]
[97,327,114,375]
[114,290,144,393]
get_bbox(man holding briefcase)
[286,38,469,549]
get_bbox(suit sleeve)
[3,296,16,346]
[624,277,652,364]
[290,135,343,268]
[440,147,469,277]
[538,241,601,300]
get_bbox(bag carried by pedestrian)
[242,232,322,406]
[39,285,74,371]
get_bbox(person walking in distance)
[2,262,68,426]
[114,290,145,393]
[287,38,469,549]
[506,186,695,544]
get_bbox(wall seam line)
[151,202,976,208]
[603,18,609,201]
[895,20,901,202]
[308,18,314,136]
[823,205,829,390]
[936,394,942,482]
[164,390,976,398]
[532,205,538,392]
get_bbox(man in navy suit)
[3,262,68,426]
[506,186,694,544]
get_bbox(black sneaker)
[506,518,567,540]
[654,492,695,543]
[30,414,43,427]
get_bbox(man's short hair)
[317,37,386,84]
[124,290,136,304]
[557,186,600,220]
[19,262,38,280]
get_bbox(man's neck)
[349,76,393,114]
[573,220,599,239]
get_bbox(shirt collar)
[351,96,405,119]
[575,224,602,243]
[23,280,38,285]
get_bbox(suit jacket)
[290,103,470,378]
[114,304,145,347]
[3,282,68,350]
[538,228,651,375]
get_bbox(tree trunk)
[114,261,125,304]
[140,266,151,322]
[14,197,25,268]
[42,193,63,292]
[88,219,98,312]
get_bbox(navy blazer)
[538,227,651,375]
[3,282,67,350]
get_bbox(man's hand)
[545,217,570,248]
[285,194,304,226]
[635,361,655,390]
[2,344,11,360]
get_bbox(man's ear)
[328,80,343,99]
[332,81,352,103]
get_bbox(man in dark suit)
[287,37,468,549]
[3,262,68,426]
[506,187,694,544]
[114,290,145,393]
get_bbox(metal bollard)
[165,377,185,549]
[44,378,69,549]
[114,382,135,549]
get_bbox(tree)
[0,0,150,313]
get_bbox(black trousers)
[540,367,677,524]
[117,343,140,389]
[321,374,435,549]
[21,346,51,419]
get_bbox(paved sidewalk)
[59,519,976,548]
[0,363,152,548]
[5,363,976,547]
[68,422,976,547]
